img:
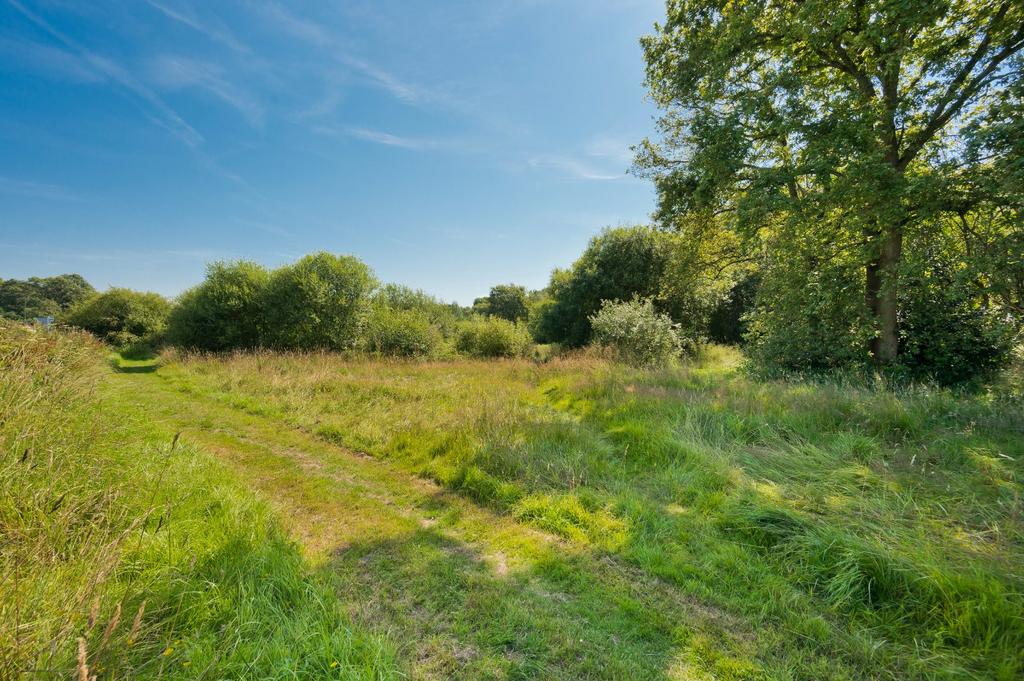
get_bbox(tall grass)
[0,323,398,678]
[156,345,1024,678]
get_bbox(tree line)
[6,204,1021,382]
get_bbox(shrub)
[167,260,270,351]
[589,298,684,367]
[745,256,872,372]
[482,284,530,322]
[261,252,377,350]
[897,255,1016,386]
[362,306,442,357]
[63,288,170,348]
[455,316,533,358]
[536,226,677,347]
[372,283,470,338]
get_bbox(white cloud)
[314,125,473,153]
[258,2,423,105]
[0,38,103,83]
[338,127,436,150]
[528,155,623,181]
[150,55,265,127]
[8,0,204,149]
[585,134,636,165]
[144,0,253,56]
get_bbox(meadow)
[3,322,1022,679]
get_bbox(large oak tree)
[637,0,1024,365]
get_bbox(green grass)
[5,328,1023,678]
[1,324,397,679]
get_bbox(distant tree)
[638,0,1024,368]
[471,296,490,316]
[484,284,529,322]
[262,252,377,350]
[166,260,270,351]
[371,284,469,338]
[63,288,170,347]
[34,274,95,310]
[0,279,58,320]
[534,226,681,347]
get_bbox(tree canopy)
[481,284,530,323]
[261,252,378,350]
[0,274,95,320]
[63,288,170,347]
[638,0,1024,375]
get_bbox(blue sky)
[0,0,662,304]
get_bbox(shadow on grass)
[323,522,764,680]
[108,357,160,373]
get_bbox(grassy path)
[105,362,766,680]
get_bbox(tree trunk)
[866,225,903,366]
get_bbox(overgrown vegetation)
[589,297,685,367]
[63,288,171,350]
[455,316,533,358]
[8,2,1024,677]
[636,0,1024,384]
[145,344,1024,679]
[0,322,398,678]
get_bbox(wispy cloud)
[143,0,252,55]
[528,155,624,181]
[258,2,421,104]
[314,125,472,153]
[7,1,264,190]
[149,55,264,126]
[0,243,220,264]
[0,37,103,83]
[332,126,437,150]
[585,134,636,166]
[0,176,82,201]
[8,0,203,149]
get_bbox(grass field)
[3,324,1023,679]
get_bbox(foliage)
[166,260,270,351]
[589,298,684,367]
[36,274,96,310]
[63,287,170,347]
[0,274,94,320]
[898,243,1016,385]
[708,273,759,345]
[638,0,1024,373]
[455,316,532,358]
[262,252,377,351]
[535,226,684,346]
[480,284,530,322]
[372,283,469,338]
[362,306,442,357]
[746,251,875,372]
